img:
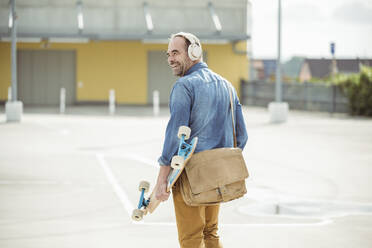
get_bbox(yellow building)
[0,0,251,106]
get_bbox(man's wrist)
[157,165,171,184]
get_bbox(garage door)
[147,51,177,105]
[17,50,76,106]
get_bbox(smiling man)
[154,32,248,248]
[167,34,201,76]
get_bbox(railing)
[240,80,349,113]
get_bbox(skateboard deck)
[132,126,198,221]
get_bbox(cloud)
[284,3,326,23]
[332,1,372,25]
[250,0,372,59]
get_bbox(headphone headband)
[175,32,199,46]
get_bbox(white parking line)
[97,153,338,227]
[96,153,135,221]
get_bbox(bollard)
[109,89,115,115]
[60,88,66,114]
[8,87,11,101]
[153,90,159,116]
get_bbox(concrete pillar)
[109,89,115,115]
[60,88,66,114]
[153,90,159,116]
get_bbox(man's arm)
[158,82,192,166]
[155,165,171,201]
[156,81,192,201]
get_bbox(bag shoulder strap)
[227,85,237,148]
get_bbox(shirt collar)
[184,62,208,76]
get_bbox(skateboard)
[132,126,198,221]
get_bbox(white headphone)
[174,32,202,61]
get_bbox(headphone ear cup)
[188,43,202,61]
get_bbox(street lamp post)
[268,0,289,123]
[275,0,282,102]
[6,0,23,122]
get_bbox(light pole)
[6,0,23,122]
[268,0,289,123]
[275,0,282,102]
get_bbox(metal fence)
[240,80,349,113]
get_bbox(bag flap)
[184,148,248,194]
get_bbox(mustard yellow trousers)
[172,182,223,248]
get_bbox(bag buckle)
[217,185,228,201]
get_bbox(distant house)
[252,59,277,81]
[282,56,305,80]
[253,57,304,82]
[299,58,372,82]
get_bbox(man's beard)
[171,61,190,77]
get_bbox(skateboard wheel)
[171,155,184,169]
[177,126,191,140]
[139,181,150,193]
[132,209,144,221]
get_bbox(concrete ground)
[1,105,372,248]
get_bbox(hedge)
[334,66,372,116]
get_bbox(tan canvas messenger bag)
[179,85,249,206]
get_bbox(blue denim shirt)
[158,62,248,166]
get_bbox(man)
[155,32,248,248]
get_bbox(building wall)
[0,42,11,101]
[206,41,248,96]
[0,40,248,104]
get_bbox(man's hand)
[155,182,170,201]
[155,165,172,202]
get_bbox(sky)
[249,0,372,61]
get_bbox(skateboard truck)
[138,188,150,209]
[132,181,150,221]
